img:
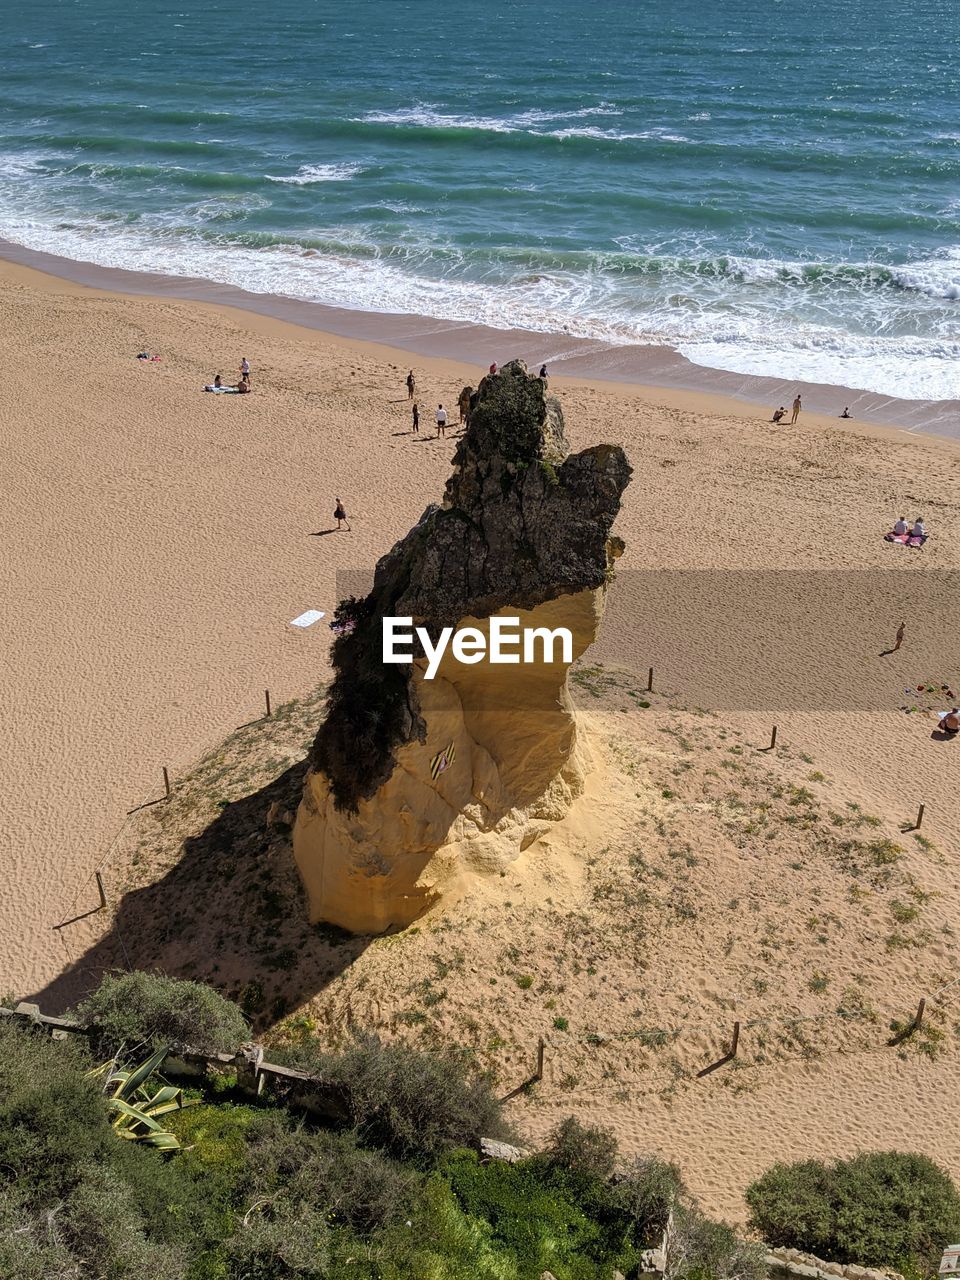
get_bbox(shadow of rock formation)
[31,760,370,1024]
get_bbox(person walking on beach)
[406,370,416,399]
[791,394,802,424]
[334,497,350,531]
[240,356,251,384]
[893,621,905,651]
[436,404,448,437]
[412,402,419,433]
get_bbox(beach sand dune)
[2,261,959,1222]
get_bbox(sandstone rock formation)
[293,360,631,932]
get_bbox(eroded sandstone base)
[294,590,603,932]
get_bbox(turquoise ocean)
[2,0,959,400]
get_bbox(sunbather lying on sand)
[204,372,251,394]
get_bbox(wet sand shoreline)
[1,234,957,441]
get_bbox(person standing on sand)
[893,621,905,651]
[436,404,448,437]
[240,356,251,384]
[406,370,416,399]
[412,402,419,433]
[489,361,498,376]
[334,498,350,531]
[791,394,802,424]
[539,364,548,384]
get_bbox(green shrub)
[667,1204,767,1280]
[372,1176,516,1280]
[61,1163,189,1280]
[0,1188,78,1280]
[746,1151,960,1273]
[244,1115,415,1234]
[0,1020,109,1200]
[441,1148,610,1276]
[74,971,248,1057]
[608,1154,684,1242]
[224,1199,330,1279]
[277,1033,512,1161]
[544,1116,619,1181]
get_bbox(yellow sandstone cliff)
[293,361,630,932]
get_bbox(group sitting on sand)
[885,515,927,547]
[205,358,252,395]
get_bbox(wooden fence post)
[163,766,171,799]
[769,725,778,750]
[698,1021,741,1078]
[265,689,272,719]
[536,1037,545,1081]
[647,667,654,692]
[95,872,107,910]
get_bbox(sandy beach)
[3,258,960,1222]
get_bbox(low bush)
[608,1153,684,1242]
[441,1147,621,1278]
[0,1020,109,1200]
[74,971,249,1057]
[746,1151,960,1274]
[0,1188,79,1280]
[667,1203,768,1280]
[544,1116,619,1181]
[276,1032,513,1161]
[60,1163,189,1280]
[243,1114,416,1233]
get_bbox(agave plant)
[87,1044,197,1149]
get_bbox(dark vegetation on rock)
[312,359,632,811]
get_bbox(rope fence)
[51,687,283,964]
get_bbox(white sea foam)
[0,153,52,179]
[356,102,624,134]
[1,200,957,403]
[890,249,960,300]
[545,126,691,142]
[678,338,960,404]
[266,162,366,184]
